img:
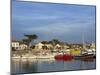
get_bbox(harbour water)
[11,58,96,74]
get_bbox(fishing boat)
[74,53,96,60]
[73,48,96,59]
[81,53,95,59]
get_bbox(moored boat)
[73,54,96,60]
[54,54,73,61]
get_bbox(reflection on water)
[11,59,96,74]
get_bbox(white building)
[35,43,44,49]
[63,45,69,49]
[19,44,28,50]
[11,41,20,50]
[12,40,28,50]
[55,44,61,49]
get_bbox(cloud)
[22,22,71,35]
[21,17,95,35]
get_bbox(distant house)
[11,40,20,50]
[55,44,61,49]
[46,44,53,50]
[35,42,44,49]
[19,43,28,50]
[12,40,28,50]
[35,42,54,50]
[62,44,70,49]
[70,44,82,48]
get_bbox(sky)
[12,1,96,43]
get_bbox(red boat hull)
[55,54,73,61]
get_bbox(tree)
[41,41,48,44]
[24,34,38,48]
[52,39,60,46]
[22,39,31,46]
[24,34,38,40]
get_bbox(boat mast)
[82,31,85,49]
[81,31,86,55]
